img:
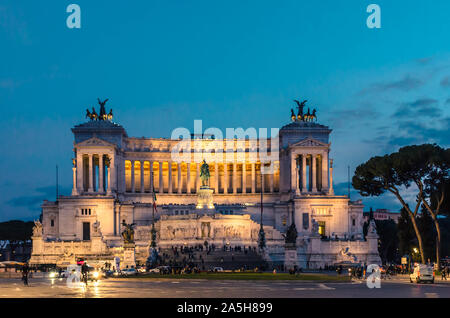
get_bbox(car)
[148,268,160,273]
[157,266,171,274]
[137,267,147,273]
[121,268,138,276]
[213,267,224,272]
[48,270,59,279]
[410,264,434,283]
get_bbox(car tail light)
[418,271,420,277]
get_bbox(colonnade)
[124,160,279,194]
[291,152,329,194]
[74,153,115,195]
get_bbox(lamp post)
[151,171,157,249]
[147,171,158,268]
[258,170,266,251]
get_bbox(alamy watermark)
[170,120,279,174]
[366,264,381,288]
[366,4,381,29]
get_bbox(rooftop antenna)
[56,165,59,201]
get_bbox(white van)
[410,264,434,283]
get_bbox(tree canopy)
[353,144,449,265]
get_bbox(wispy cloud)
[441,76,450,87]
[360,75,424,95]
[391,98,440,119]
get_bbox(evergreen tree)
[417,207,436,263]
[397,208,416,257]
[375,219,399,264]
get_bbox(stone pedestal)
[366,233,382,265]
[284,243,299,270]
[91,236,106,254]
[123,243,136,269]
[196,186,214,210]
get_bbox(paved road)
[0,277,449,298]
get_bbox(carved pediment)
[75,137,116,148]
[289,137,329,148]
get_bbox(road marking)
[294,284,335,291]
[318,283,335,290]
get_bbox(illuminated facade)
[30,108,381,268]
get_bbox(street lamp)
[258,170,266,251]
[147,171,158,267]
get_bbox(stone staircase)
[157,248,268,270]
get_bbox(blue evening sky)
[0,1,449,221]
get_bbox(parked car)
[148,268,160,273]
[103,270,115,277]
[121,268,138,276]
[410,264,434,283]
[157,266,171,274]
[213,267,224,272]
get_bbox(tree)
[0,220,34,260]
[419,147,450,268]
[397,208,416,257]
[353,144,445,264]
[375,219,399,264]
[417,207,436,263]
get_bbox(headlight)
[93,271,99,278]
[49,272,56,278]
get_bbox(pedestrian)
[22,263,29,286]
[442,266,448,281]
[81,262,89,285]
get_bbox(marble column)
[159,161,164,193]
[290,155,296,193]
[312,155,317,192]
[224,164,228,194]
[322,151,329,192]
[232,162,237,193]
[168,162,173,193]
[242,163,246,194]
[302,154,307,192]
[72,166,78,195]
[177,163,182,194]
[251,163,256,193]
[107,158,112,195]
[76,152,83,193]
[187,163,191,194]
[270,164,274,193]
[140,161,145,193]
[88,154,94,192]
[196,162,201,192]
[108,155,115,194]
[149,161,154,193]
[131,160,135,193]
[214,162,219,193]
[329,159,334,195]
[99,155,104,193]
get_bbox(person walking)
[81,262,89,285]
[22,263,29,286]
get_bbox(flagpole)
[151,171,157,249]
